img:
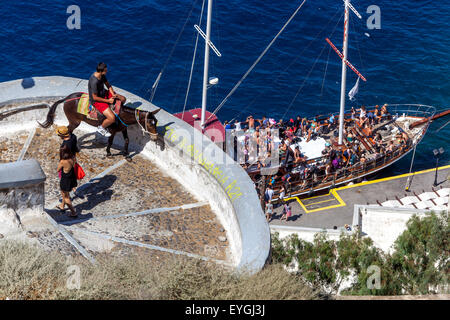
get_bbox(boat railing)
[275,139,418,196]
[315,104,436,123]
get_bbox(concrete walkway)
[270,165,450,229]
[1,110,230,264]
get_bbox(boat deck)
[269,165,450,229]
[240,110,432,199]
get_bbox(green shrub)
[271,211,449,296]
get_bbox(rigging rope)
[436,119,450,133]
[182,0,207,117]
[404,144,417,191]
[320,44,332,99]
[145,0,200,102]
[229,6,343,123]
[281,8,344,119]
[349,12,366,80]
[138,1,199,96]
[281,41,329,119]
[206,0,308,122]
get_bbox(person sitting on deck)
[374,132,383,145]
[373,105,380,124]
[306,120,319,142]
[350,107,357,120]
[258,151,272,169]
[294,146,303,164]
[282,140,295,168]
[89,62,126,137]
[346,148,359,166]
[360,154,367,164]
[294,116,302,134]
[362,122,374,138]
[346,130,355,143]
[386,140,395,153]
[285,125,295,140]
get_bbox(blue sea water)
[0,0,448,175]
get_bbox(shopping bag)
[74,162,86,180]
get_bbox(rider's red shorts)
[93,91,113,113]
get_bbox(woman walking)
[57,145,78,217]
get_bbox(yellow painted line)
[336,164,450,191]
[281,164,450,214]
[296,191,334,201]
[331,189,346,207]
[284,196,309,213]
[303,198,336,206]
[284,188,346,213]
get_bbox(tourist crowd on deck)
[224,104,412,222]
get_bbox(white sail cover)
[348,77,360,101]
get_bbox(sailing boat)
[173,0,449,199]
[220,0,449,198]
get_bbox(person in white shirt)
[234,120,241,131]
[264,185,274,203]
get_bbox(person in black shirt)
[56,126,80,194]
[88,62,126,137]
[56,126,80,156]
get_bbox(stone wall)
[0,160,46,237]
[270,225,351,243]
[354,205,431,253]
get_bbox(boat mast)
[200,0,213,129]
[338,0,350,145]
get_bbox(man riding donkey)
[89,62,126,137]
[38,62,161,160]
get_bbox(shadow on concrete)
[21,77,35,89]
[46,175,117,223]
[74,174,117,211]
[125,101,143,109]
[77,132,107,151]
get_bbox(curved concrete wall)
[0,76,270,273]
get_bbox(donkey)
[38,92,160,160]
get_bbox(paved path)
[270,165,450,229]
[0,103,230,264]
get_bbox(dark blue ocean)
[0,0,448,175]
